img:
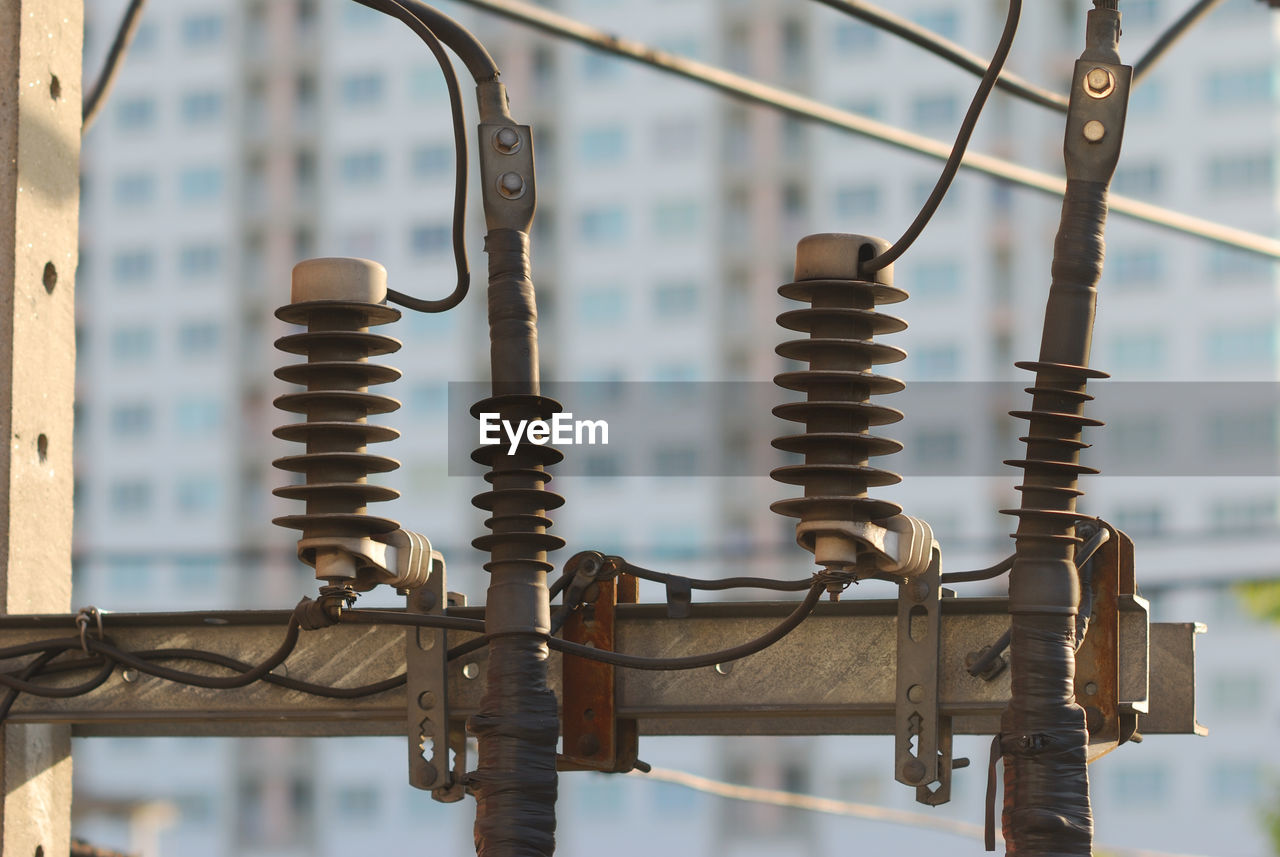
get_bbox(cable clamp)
[75,606,105,654]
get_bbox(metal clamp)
[558,569,640,772]
[406,550,454,795]
[797,514,936,581]
[895,548,952,802]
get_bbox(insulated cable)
[813,0,1067,111]
[1132,0,1228,85]
[81,0,149,134]
[352,0,475,313]
[861,0,1021,273]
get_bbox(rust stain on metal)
[1077,525,1124,761]
[559,572,638,772]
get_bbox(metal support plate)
[895,552,941,790]
[0,598,1199,741]
[407,552,450,792]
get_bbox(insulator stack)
[770,233,908,572]
[1001,360,1109,549]
[470,394,566,573]
[272,257,403,592]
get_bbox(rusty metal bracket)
[407,550,452,794]
[895,548,945,798]
[476,82,535,233]
[558,571,639,772]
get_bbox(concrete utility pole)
[0,0,82,854]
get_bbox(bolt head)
[1082,120,1106,143]
[901,758,927,785]
[418,690,436,709]
[907,683,924,704]
[1085,67,1114,96]
[493,127,522,154]
[497,171,526,199]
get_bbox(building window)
[1206,246,1277,281]
[409,65,445,102]
[341,72,385,107]
[339,150,385,185]
[115,96,156,131]
[109,480,153,517]
[578,126,627,164]
[1108,331,1165,371]
[836,183,880,219]
[181,13,224,47]
[1206,409,1276,454]
[579,288,626,323]
[1107,246,1164,289]
[1206,325,1275,364]
[111,326,155,362]
[110,403,153,438]
[914,344,961,380]
[910,93,959,128]
[1207,152,1275,194]
[180,90,224,125]
[1113,762,1169,805]
[113,172,156,207]
[176,556,219,590]
[411,144,452,179]
[1122,0,1161,26]
[1208,673,1263,713]
[410,223,450,256]
[654,281,697,316]
[579,207,627,244]
[1110,504,1164,536]
[111,249,155,286]
[1112,162,1164,197]
[1209,761,1261,803]
[179,166,224,202]
[335,785,379,819]
[1205,66,1275,108]
[913,427,962,467]
[912,8,959,40]
[910,260,961,298]
[178,321,220,357]
[653,200,698,238]
[581,52,623,82]
[176,476,219,514]
[1209,496,1277,533]
[834,20,879,52]
[179,243,223,278]
[107,556,153,590]
[175,398,222,434]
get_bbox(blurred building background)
[70,0,1280,855]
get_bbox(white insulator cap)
[794,233,893,285]
[292,257,388,304]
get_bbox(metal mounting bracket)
[558,570,640,772]
[407,550,453,794]
[895,548,947,800]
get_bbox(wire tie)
[75,606,104,654]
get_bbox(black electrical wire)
[353,0,473,313]
[81,0,150,134]
[614,560,815,593]
[546,583,826,671]
[0,650,64,722]
[339,608,488,633]
[941,554,1015,584]
[812,0,1067,112]
[355,0,500,81]
[861,0,1021,274]
[965,526,1111,678]
[1132,0,1228,85]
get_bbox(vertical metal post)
[0,1,82,854]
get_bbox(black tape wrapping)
[469,636,560,857]
[1000,615,1093,855]
[484,229,539,396]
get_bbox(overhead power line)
[448,0,1280,261]
[814,0,1069,111]
[1133,0,1230,85]
[81,0,149,134]
[637,766,1217,857]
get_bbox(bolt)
[121,668,139,683]
[901,758,926,785]
[418,691,436,709]
[493,127,522,154]
[1083,120,1106,142]
[462,662,479,680]
[714,662,733,676]
[1083,681,1098,697]
[497,171,526,199]
[578,734,600,756]
[907,684,924,704]
[1084,67,1114,97]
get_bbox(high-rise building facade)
[71,1,1280,855]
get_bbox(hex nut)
[1084,67,1115,98]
